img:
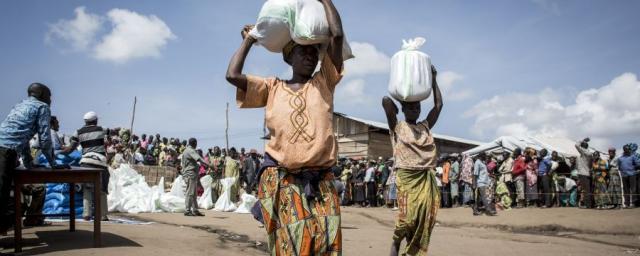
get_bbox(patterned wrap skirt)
[608,171,623,205]
[393,168,440,256]
[257,167,342,256]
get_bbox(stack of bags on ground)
[107,164,257,214]
[42,150,84,218]
[43,183,83,217]
[250,0,353,59]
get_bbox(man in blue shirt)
[537,149,553,208]
[473,152,496,216]
[0,83,58,231]
[618,145,640,208]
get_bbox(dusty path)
[1,207,639,255]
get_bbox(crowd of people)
[326,137,640,217]
[433,138,640,216]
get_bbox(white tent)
[462,135,590,158]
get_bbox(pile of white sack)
[107,164,257,214]
[249,0,354,59]
[388,37,433,102]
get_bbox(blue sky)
[1,0,639,150]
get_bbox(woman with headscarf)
[592,151,611,209]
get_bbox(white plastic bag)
[197,175,214,210]
[388,37,432,102]
[291,0,330,45]
[249,0,296,53]
[213,177,238,212]
[234,193,258,214]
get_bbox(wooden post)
[130,96,137,140]
[225,102,229,152]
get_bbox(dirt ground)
[1,207,639,256]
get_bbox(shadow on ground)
[0,229,141,255]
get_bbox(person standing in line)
[353,162,367,207]
[473,153,497,216]
[524,148,539,207]
[460,154,475,206]
[243,149,260,194]
[224,147,241,203]
[607,148,623,209]
[69,111,110,221]
[441,158,451,208]
[387,162,399,210]
[340,161,353,205]
[618,144,639,208]
[382,63,443,256]
[537,149,553,208]
[575,138,594,209]
[208,146,225,204]
[449,156,461,207]
[511,148,527,208]
[592,151,610,209]
[364,161,377,207]
[181,138,209,217]
[498,151,514,206]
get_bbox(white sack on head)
[249,0,296,53]
[388,37,432,102]
[291,0,330,45]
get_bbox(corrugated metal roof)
[334,112,484,146]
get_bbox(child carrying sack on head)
[383,37,443,256]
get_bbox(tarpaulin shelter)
[462,135,594,158]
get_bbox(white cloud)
[46,6,103,51]
[336,79,369,105]
[437,71,473,101]
[345,42,390,77]
[94,9,176,63]
[449,88,473,101]
[464,73,640,149]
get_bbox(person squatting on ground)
[225,0,345,254]
[69,111,110,221]
[0,83,59,231]
[382,64,443,255]
[181,138,209,217]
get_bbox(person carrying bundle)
[382,37,443,256]
[225,0,345,254]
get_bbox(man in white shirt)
[365,161,377,207]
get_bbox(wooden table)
[13,167,103,253]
